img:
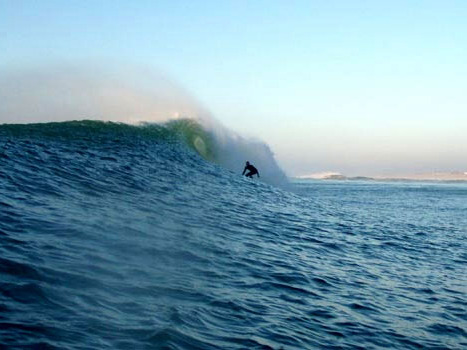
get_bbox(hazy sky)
[1,1,466,176]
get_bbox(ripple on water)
[427,323,467,337]
[1,134,467,350]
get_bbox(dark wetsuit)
[242,164,259,178]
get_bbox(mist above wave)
[0,64,209,125]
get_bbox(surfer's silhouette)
[242,161,260,178]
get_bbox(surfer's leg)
[247,171,257,178]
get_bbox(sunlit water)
[1,122,466,349]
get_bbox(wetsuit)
[242,164,259,178]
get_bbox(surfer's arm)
[242,167,246,175]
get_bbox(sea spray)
[0,64,207,124]
[0,64,287,185]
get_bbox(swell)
[0,130,466,349]
[1,64,288,185]
[0,119,287,185]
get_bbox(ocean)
[0,120,466,349]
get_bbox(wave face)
[0,65,287,185]
[1,122,466,350]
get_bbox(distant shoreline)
[294,172,467,183]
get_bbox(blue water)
[1,121,466,349]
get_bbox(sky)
[1,0,466,176]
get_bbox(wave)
[0,119,287,186]
[1,118,465,350]
[0,64,287,185]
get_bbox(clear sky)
[1,0,466,176]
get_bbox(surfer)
[242,161,260,178]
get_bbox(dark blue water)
[1,122,466,349]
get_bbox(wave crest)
[0,119,287,186]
